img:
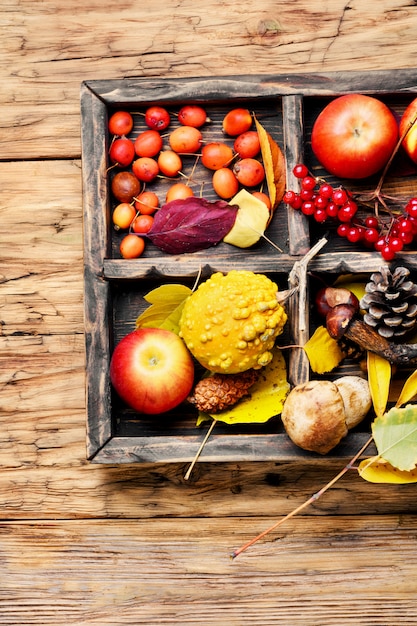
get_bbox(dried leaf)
[367,351,391,417]
[146,197,238,254]
[197,348,289,425]
[303,326,345,374]
[396,368,417,407]
[223,189,270,248]
[358,456,417,484]
[135,284,192,334]
[255,117,286,213]
[372,404,417,471]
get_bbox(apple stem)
[230,435,374,559]
[184,418,217,481]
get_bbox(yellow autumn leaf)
[367,351,391,417]
[197,348,290,425]
[135,284,192,334]
[358,456,417,484]
[224,189,270,248]
[255,117,286,212]
[396,368,417,407]
[303,326,345,374]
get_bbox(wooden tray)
[81,69,417,464]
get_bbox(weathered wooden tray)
[81,69,417,464]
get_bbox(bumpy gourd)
[179,270,287,374]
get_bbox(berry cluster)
[283,163,417,261]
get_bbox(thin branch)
[230,435,374,559]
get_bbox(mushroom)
[281,376,371,455]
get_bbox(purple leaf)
[147,197,238,254]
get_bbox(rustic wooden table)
[2,2,417,624]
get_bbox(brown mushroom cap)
[281,380,348,455]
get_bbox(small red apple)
[400,98,417,164]
[311,94,399,179]
[110,327,194,414]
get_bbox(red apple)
[110,327,194,414]
[400,98,417,164]
[311,94,399,179]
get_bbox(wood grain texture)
[3,0,417,623]
[1,516,417,625]
[2,1,417,159]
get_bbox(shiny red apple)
[311,94,399,179]
[400,97,417,164]
[110,327,195,414]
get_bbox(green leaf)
[135,284,192,334]
[197,348,289,425]
[367,351,391,417]
[396,368,417,407]
[372,404,417,471]
[358,456,417,484]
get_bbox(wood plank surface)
[1,516,417,625]
[3,0,417,623]
[1,0,417,159]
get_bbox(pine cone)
[187,369,259,413]
[360,266,417,339]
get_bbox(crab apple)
[119,233,145,259]
[134,191,159,215]
[311,94,399,179]
[252,191,272,209]
[400,98,417,164]
[212,167,239,199]
[201,142,234,170]
[145,106,171,130]
[166,182,194,202]
[131,214,154,235]
[110,328,195,414]
[157,150,182,177]
[109,138,135,167]
[168,126,203,153]
[111,171,141,203]
[233,131,261,158]
[132,157,159,183]
[108,110,133,136]
[233,158,265,187]
[177,105,208,128]
[222,108,253,136]
[134,130,163,157]
[112,202,136,230]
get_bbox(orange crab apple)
[110,328,195,415]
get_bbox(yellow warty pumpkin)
[179,270,287,374]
